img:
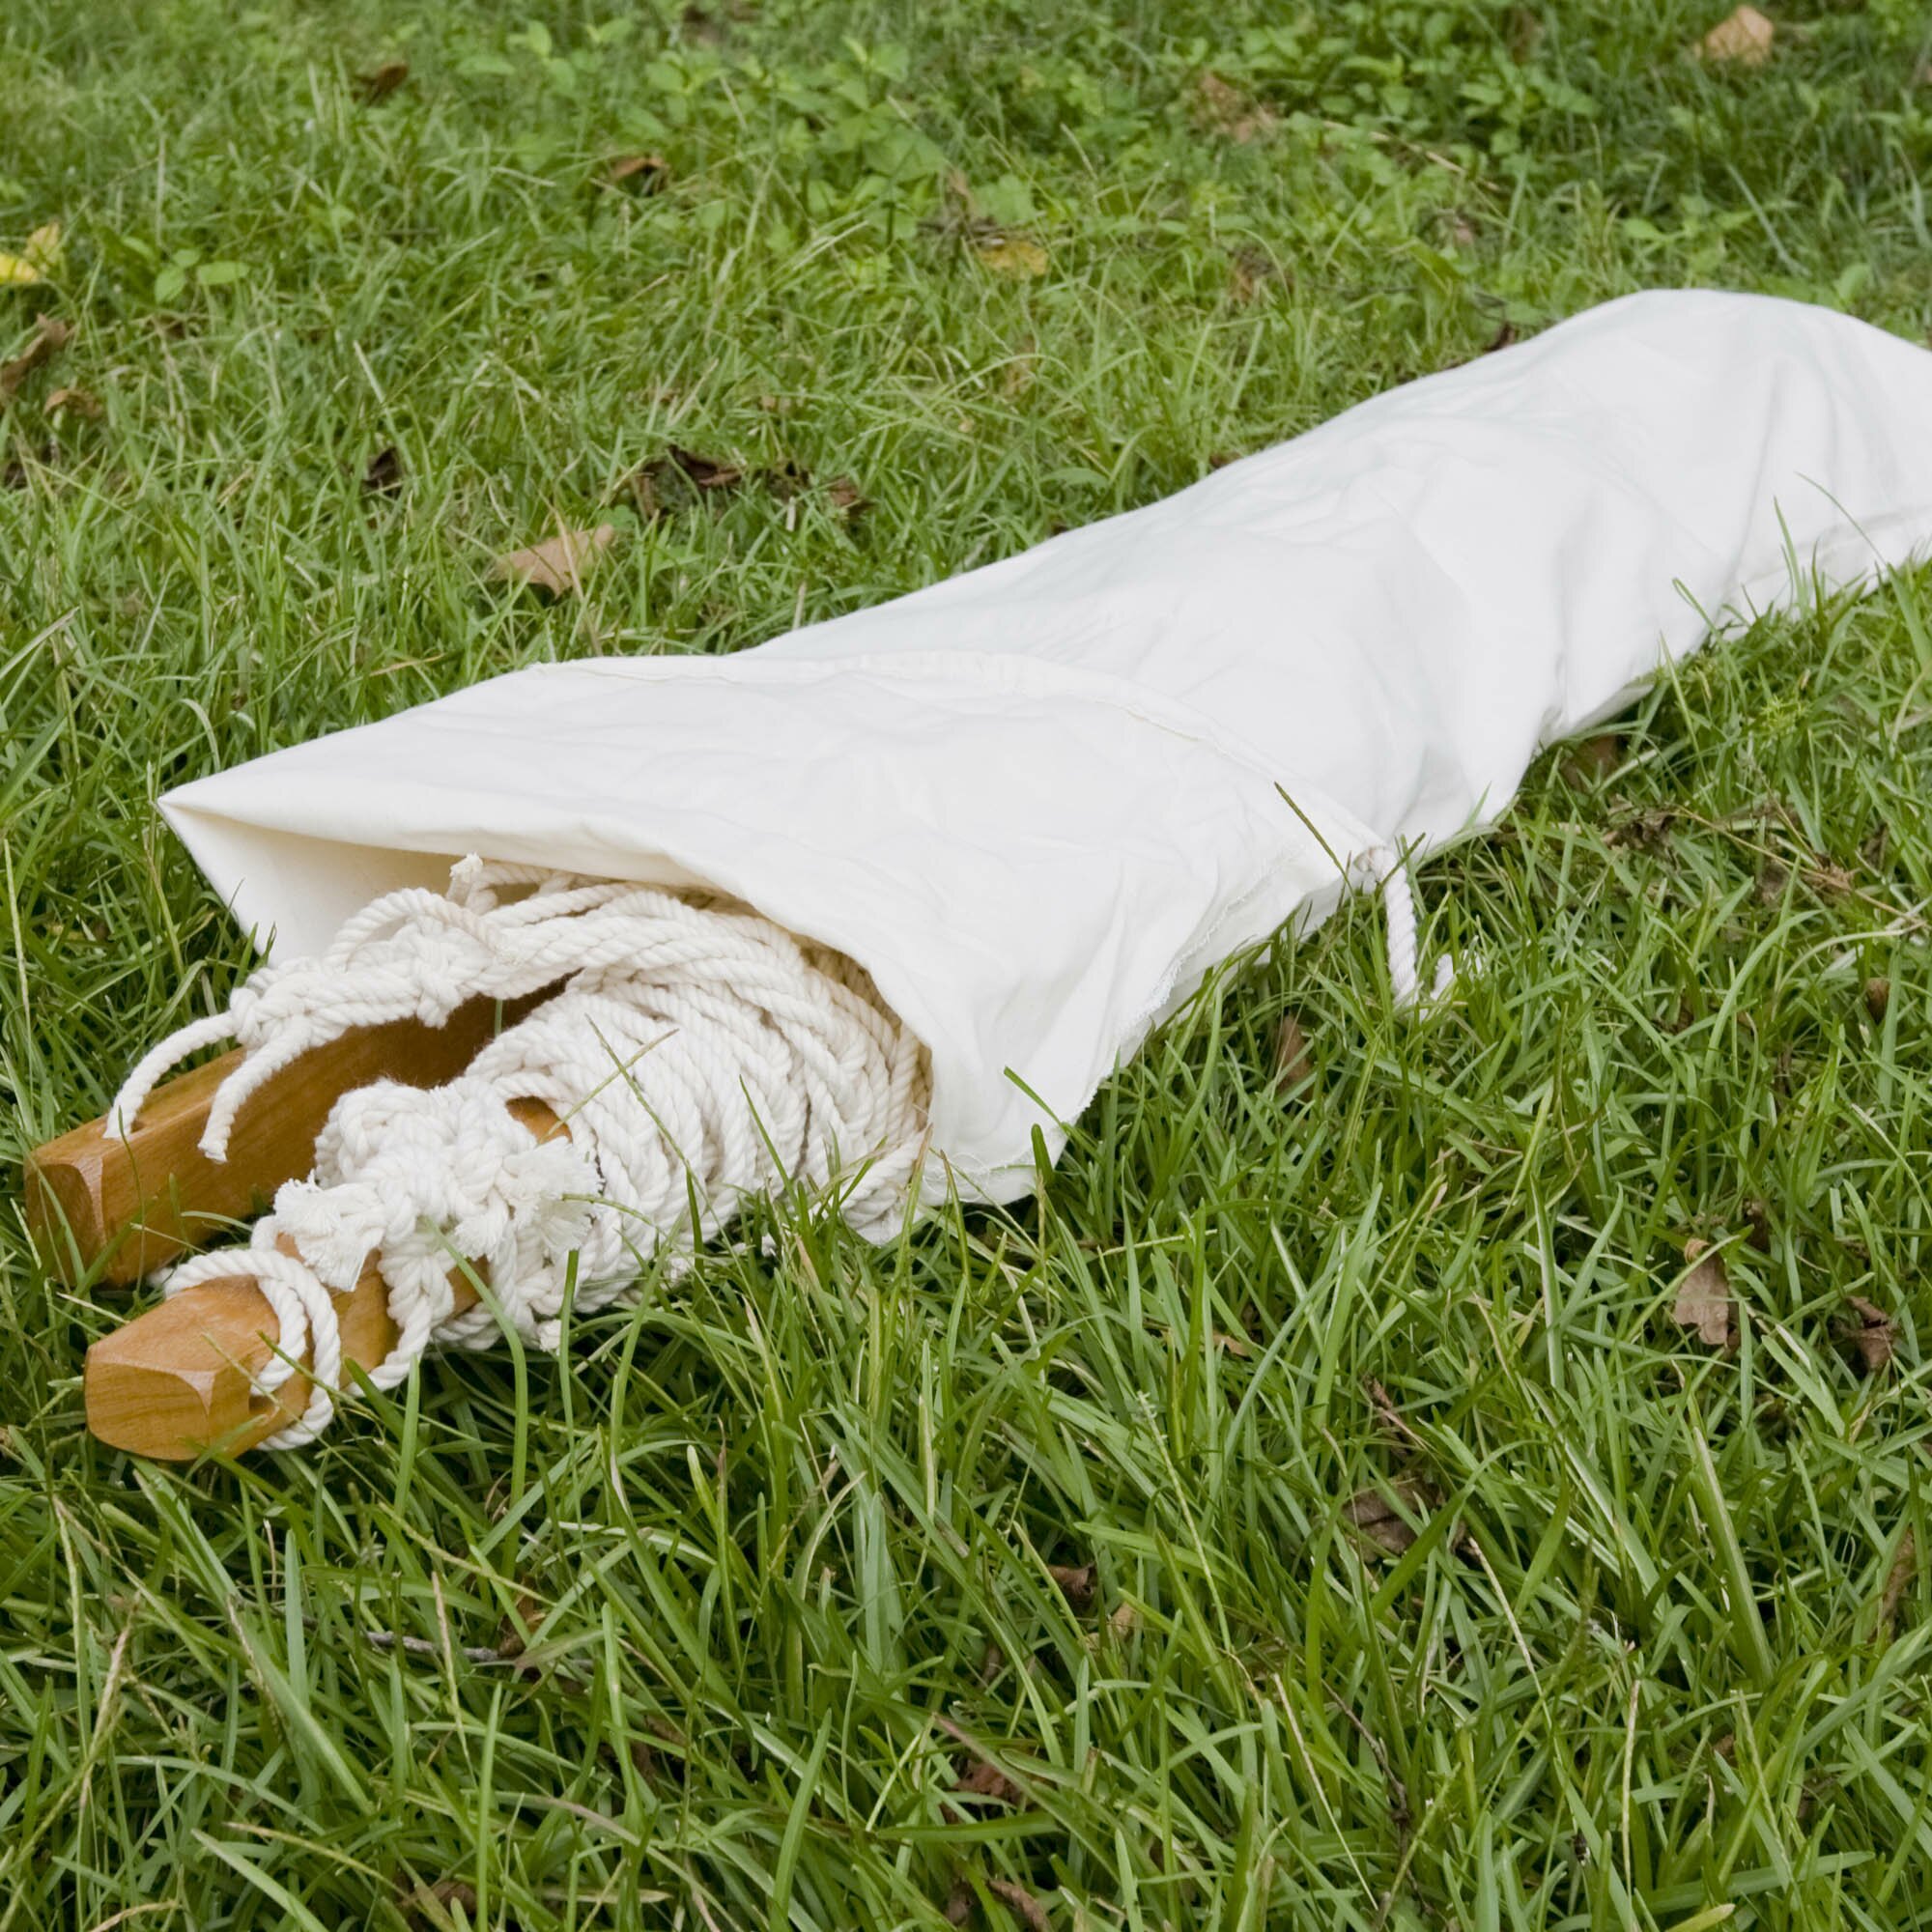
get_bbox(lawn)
[6,0,1932,1925]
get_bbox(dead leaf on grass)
[987,1878,1051,1931]
[1274,1012,1313,1093]
[1866,976,1890,1023]
[362,444,404,496]
[1345,1480,1428,1557]
[0,313,71,404]
[1561,733,1623,788]
[1047,1562,1095,1610]
[1672,1238,1734,1350]
[1696,5,1775,66]
[976,234,1049,279]
[355,59,411,102]
[952,1759,1024,1808]
[1844,1296,1896,1376]
[1807,855,1855,898]
[823,474,867,517]
[604,153,669,193]
[1192,71,1278,143]
[402,1879,478,1925]
[43,384,99,420]
[489,523,616,597]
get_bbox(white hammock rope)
[113,861,931,1447]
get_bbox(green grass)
[7,0,1932,1924]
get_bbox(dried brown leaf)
[1344,1481,1426,1557]
[1561,733,1623,788]
[1807,856,1855,898]
[1193,71,1278,143]
[667,445,744,491]
[1845,1295,1896,1376]
[1607,805,1673,850]
[605,153,669,192]
[489,523,616,597]
[1274,1012,1314,1093]
[988,1878,1051,1931]
[1672,1238,1734,1350]
[43,384,100,420]
[1696,4,1775,66]
[362,444,404,496]
[824,474,867,517]
[954,1759,1024,1807]
[355,59,411,102]
[1,314,72,405]
[1866,976,1890,1023]
[1047,1562,1095,1610]
[402,1879,478,1925]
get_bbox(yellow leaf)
[976,234,1048,279]
[1696,5,1775,66]
[0,221,63,288]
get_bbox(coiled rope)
[111,860,930,1446]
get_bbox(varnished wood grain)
[26,992,551,1286]
[84,1099,565,1459]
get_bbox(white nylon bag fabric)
[159,291,1932,1203]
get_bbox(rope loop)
[1353,843,1454,1010]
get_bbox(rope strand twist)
[114,862,930,1446]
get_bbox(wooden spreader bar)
[22,996,560,1460]
[24,994,546,1286]
[82,1098,564,1460]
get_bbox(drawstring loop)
[1354,843,1453,1010]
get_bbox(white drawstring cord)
[1357,843,1453,1009]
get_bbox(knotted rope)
[112,861,930,1446]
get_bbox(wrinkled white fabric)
[156,292,1932,1202]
